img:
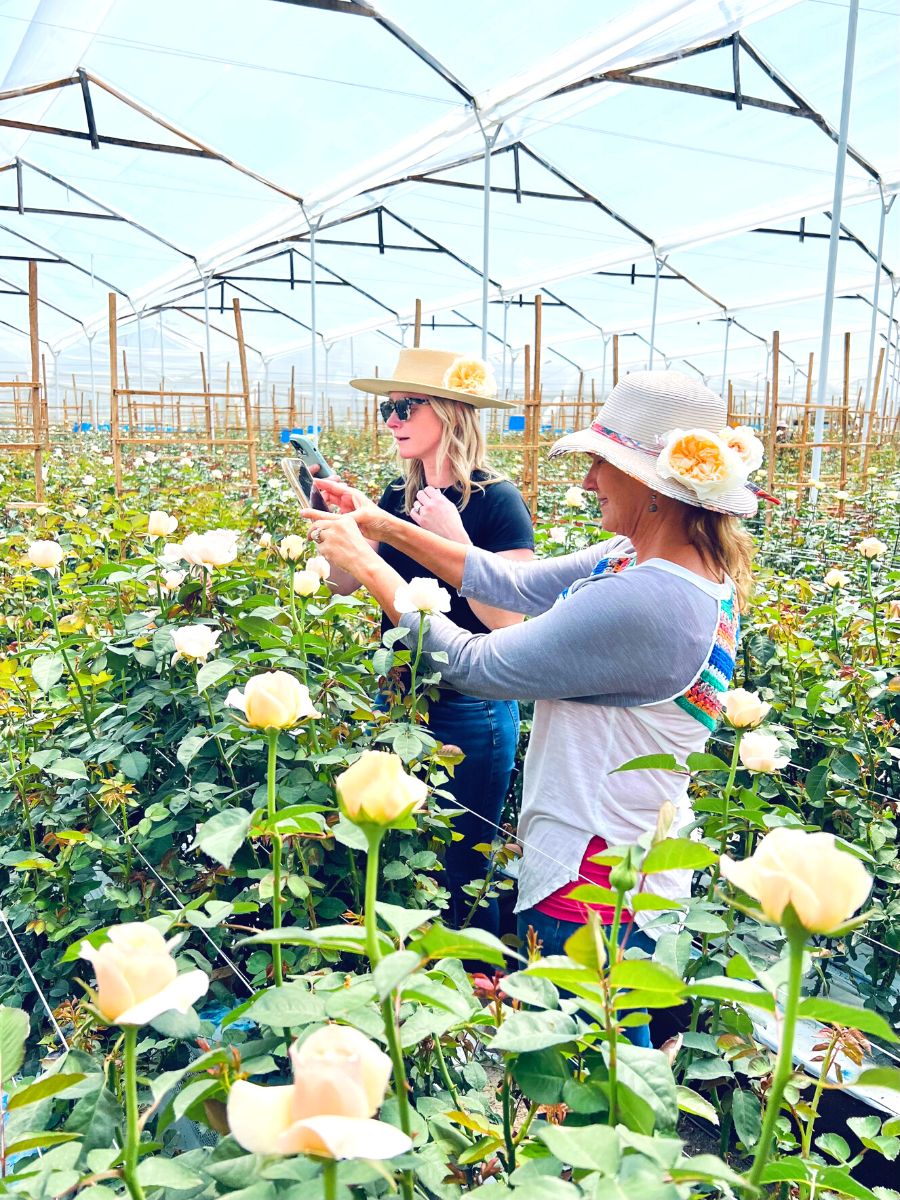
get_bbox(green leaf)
[817,1133,852,1163]
[609,753,683,774]
[373,951,421,1000]
[138,1157,203,1190]
[513,1048,569,1105]
[238,924,391,955]
[0,1006,30,1083]
[247,983,324,1028]
[5,1132,79,1156]
[6,1073,86,1110]
[731,1088,762,1148]
[193,807,252,869]
[177,733,209,769]
[31,653,65,693]
[498,971,559,1010]
[605,1043,679,1133]
[537,1123,621,1172]
[563,920,606,972]
[374,901,439,944]
[848,1115,882,1140]
[196,658,235,695]
[489,1011,579,1053]
[685,977,775,1012]
[685,752,731,772]
[855,1067,900,1092]
[818,1166,884,1200]
[409,924,511,967]
[676,1085,719,1125]
[609,960,685,995]
[796,999,898,1042]
[44,756,88,780]
[641,838,719,874]
[118,750,149,782]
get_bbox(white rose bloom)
[563,486,586,509]
[180,530,239,569]
[824,568,849,589]
[719,426,765,474]
[171,624,221,665]
[81,474,97,488]
[307,555,331,581]
[394,576,452,615]
[856,537,887,559]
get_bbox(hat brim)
[549,426,758,518]
[350,376,515,410]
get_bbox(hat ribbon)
[588,420,780,505]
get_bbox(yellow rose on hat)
[657,429,747,500]
[442,356,496,398]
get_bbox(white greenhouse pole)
[309,218,320,442]
[87,333,97,429]
[810,0,860,493]
[720,317,731,399]
[648,256,663,368]
[882,283,897,419]
[136,309,145,390]
[862,189,894,440]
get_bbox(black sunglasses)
[379,397,430,423]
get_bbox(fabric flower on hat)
[441,356,497,398]
[719,426,764,474]
[657,428,748,500]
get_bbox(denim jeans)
[426,692,520,938]
[516,907,655,1048]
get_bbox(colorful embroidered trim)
[674,592,739,730]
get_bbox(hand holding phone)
[281,458,330,510]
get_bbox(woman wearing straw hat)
[319,347,535,935]
[309,371,764,1041]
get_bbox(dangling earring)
[648,491,658,513]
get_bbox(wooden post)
[523,344,534,516]
[413,298,422,348]
[797,352,813,493]
[861,346,884,477]
[109,293,122,493]
[612,335,619,386]
[765,331,779,500]
[28,262,44,500]
[200,352,213,442]
[726,381,734,425]
[576,370,584,429]
[232,299,258,493]
[289,365,296,428]
[840,334,851,491]
[40,351,49,438]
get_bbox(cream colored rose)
[886,489,898,501]
[336,750,428,826]
[857,537,887,559]
[161,569,186,592]
[722,688,771,729]
[227,671,320,729]
[79,922,208,1026]
[279,535,306,562]
[394,577,452,615]
[657,428,747,500]
[887,599,900,622]
[833,490,851,502]
[227,1025,411,1160]
[180,530,239,569]
[720,828,871,933]
[171,625,220,665]
[73,505,88,519]
[147,510,178,538]
[259,532,273,549]
[82,474,96,487]
[548,526,567,544]
[563,486,586,509]
[738,730,789,773]
[824,568,849,589]
[27,540,64,572]
[441,356,497,398]
[307,555,331,581]
[210,468,224,480]
[719,426,764,474]
[292,570,321,597]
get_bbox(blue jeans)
[426,692,520,938]
[516,907,655,1048]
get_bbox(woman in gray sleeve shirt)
[307,372,768,1045]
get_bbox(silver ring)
[312,528,322,543]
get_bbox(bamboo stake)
[413,299,422,348]
[612,335,619,386]
[232,300,257,491]
[796,352,814,493]
[109,294,122,493]
[765,331,779,501]
[28,263,43,500]
[861,346,884,477]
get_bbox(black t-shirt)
[377,473,535,638]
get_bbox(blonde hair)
[684,509,755,613]
[398,397,502,512]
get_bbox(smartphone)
[280,458,329,511]
[288,434,333,478]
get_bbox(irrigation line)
[100,809,256,997]
[0,909,69,1054]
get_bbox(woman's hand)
[410,486,471,544]
[301,480,391,540]
[307,513,381,575]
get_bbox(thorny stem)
[267,730,284,987]
[122,1026,147,1200]
[45,576,96,737]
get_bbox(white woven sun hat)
[351,347,514,410]
[550,371,767,517]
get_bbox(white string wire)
[99,809,256,997]
[0,911,69,1055]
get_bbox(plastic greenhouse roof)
[0,0,897,399]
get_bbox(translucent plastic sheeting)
[0,0,896,405]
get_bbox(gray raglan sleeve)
[458,537,633,617]
[400,567,717,706]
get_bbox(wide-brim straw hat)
[351,348,515,410]
[550,371,761,517]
